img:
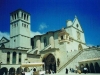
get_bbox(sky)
[0,0,100,46]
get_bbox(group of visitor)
[45,69,55,74]
[68,67,88,74]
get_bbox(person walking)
[66,68,68,74]
[33,68,39,75]
[83,67,87,74]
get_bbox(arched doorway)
[80,64,84,73]
[85,63,90,73]
[17,66,23,75]
[0,67,8,75]
[42,53,56,73]
[90,63,95,73]
[24,67,30,72]
[9,67,15,75]
[95,62,100,73]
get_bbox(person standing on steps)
[66,68,68,74]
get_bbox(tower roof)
[10,9,30,15]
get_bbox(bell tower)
[10,9,31,50]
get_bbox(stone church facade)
[0,9,100,74]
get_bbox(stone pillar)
[10,53,12,64]
[16,53,19,64]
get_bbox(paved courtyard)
[46,73,100,75]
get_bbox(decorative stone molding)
[58,28,70,44]
[78,44,83,50]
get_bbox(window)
[76,24,79,28]
[15,14,16,19]
[24,14,26,20]
[24,24,26,27]
[44,37,47,47]
[21,13,23,18]
[14,39,16,42]
[12,52,16,64]
[61,36,63,40]
[19,53,21,64]
[7,52,10,64]
[31,40,34,49]
[14,24,16,28]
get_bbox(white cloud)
[39,23,48,30]
[30,31,43,37]
[0,31,9,39]
[0,31,43,40]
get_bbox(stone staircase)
[57,50,84,73]
[59,48,100,73]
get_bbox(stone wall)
[60,48,100,73]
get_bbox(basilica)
[0,9,100,74]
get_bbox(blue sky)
[0,0,100,46]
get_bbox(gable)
[0,37,9,44]
[72,17,83,32]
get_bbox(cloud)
[30,31,43,37]
[0,31,9,39]
[0,31,43,40]
[39,23,48,30]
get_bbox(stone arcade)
[0,9,100,74]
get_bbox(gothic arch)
[90,63,95,73]
[43,37,47,47]
[0,67,8,75]
[24,67,30,72]
[17,66,23,75]
[94,62,100,73]
[9,67,15,75]
[78,44,83,50]
[12,52,16,64]
[42,53,56,73]
[85,63,90,73]
[7,52,10,64]
[80,64,84,73]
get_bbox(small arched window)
[12,52,16,64]
[24,14,26,20]
[21,13,23,18]
[61,36,63,40]
[19,53,21,64]
[44,37,47,47]
[7,52,10,64]
[31,40,34,49]
[15,14,16,19]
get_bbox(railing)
[57,50,84,73]
[27,47,37,53]
[41,44,51,51]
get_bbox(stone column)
[10,53,12,64]
[16,53,19,64]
